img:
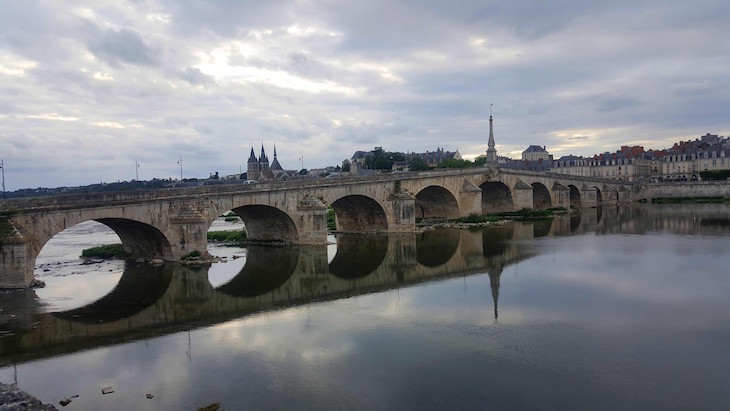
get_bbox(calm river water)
[1,204,729,410]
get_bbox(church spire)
[486,104,498,164]
[247,146,257,164]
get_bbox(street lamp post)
[1,159,5,200]
[177,156,183,181]
[135,161,140,181]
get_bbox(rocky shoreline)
[0,383,56,410]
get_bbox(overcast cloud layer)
[1,0,728,189]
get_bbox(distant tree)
[473,155,487,166]
[299,169,308,175]
[363,148,406,170]
[408,157,430,171]
[342,159,351,172]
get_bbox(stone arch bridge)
[0,166,635,288]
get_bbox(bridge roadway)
[0,166,636,288]
[2,212,616,366]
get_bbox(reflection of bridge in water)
[2,204,727,366]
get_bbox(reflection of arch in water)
[329,233,388,279]
[331,195,388,232]
[570,212,581,232]
[531,183,552,210]
[415,186,460,219]
[216,245,299,297]
[416,229,460,267]
[54,262,173,323]
[533,218,553,237]
[595,187,603,204]
[230,205,298,243]
[480,182,513,213]
[567,185,581,209]
[482,224,515,257]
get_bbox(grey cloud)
[87,27,160,67]
[178,67,215,85]
[585,93,642,113]
[2,0,730,190]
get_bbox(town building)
[550,135,730,181]
[522,145,551,162]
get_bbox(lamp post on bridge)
[1,159,5,200]
[135,160,140,181]
[177,156,183,181]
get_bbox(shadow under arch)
[480,182,513,213]
[331,195,388,232]
[570,212,582,232]
[595,187,603,204]
[329,233,388,279]
[216,245,300,298]
[415,186,460,219]
[416,228,460,267]
[531,182,552,210]
[567,185,581,209]
[231,204,298,242]
[53,262,174,324]
[94,218,173,260]
[533,218,553,237]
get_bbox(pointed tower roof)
[271,144,283,170]
[260,144,268,162]
[247,147,258,164]
[486,113,498,164]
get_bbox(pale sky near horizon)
[1,0,728,190]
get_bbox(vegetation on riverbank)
[699,170,730,181]
[651,196,727,204]
[327,207,336,230]
[81,243,130,259]
[0,210,17,245]
[207,230,247,243]
[419,207,567,228]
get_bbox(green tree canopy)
[408,157,430,171]
[436,158,473,169]
[363,148,406,170]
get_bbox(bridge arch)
[330,194,388,232]
[415,186,460,219]
[480,182,513,213]
[531,182,552,209]
[595,187,603,204]
[36,218,174,265]
[567,185,581,209]
[229,204,298,243]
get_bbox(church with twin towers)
[247,144,288,181]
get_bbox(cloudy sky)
[1,0,728,190]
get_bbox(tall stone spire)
[270,143,283,171]
[247,147,257,164]
[260,144,268,162]
[486,108,498,164]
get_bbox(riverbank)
[416,208,568,230]
[0,383,56,410]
